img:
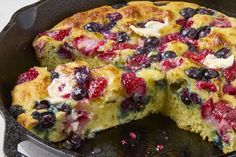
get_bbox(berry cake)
[10,1,236,154]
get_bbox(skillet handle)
[0,104,27,157]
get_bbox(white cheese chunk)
[203,54,234,69]
[130,19,169,38]
[47,75,76,103]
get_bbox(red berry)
[212,101,231,121]
[129,132,137,139]
[156,144,164,152]
[223,62,236,82]
[210,17,231,28]
[111,42,138,51]
[160,58,183,71]
[183,49,212,63]
[223,84,236,95]
[196,81,217,92]
[17,68,39,85]
[121,72,146,96]
[225,110,236,123]
[201,99,213,119]
[176,19,193,28]
[126,54,148,71]
[87,77,108,99]
[160,32,180,44]
[73,36,105,56]
[97,51,116,62]
[42,29,71,41]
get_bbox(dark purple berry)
[180,7,196,19]
[214,48,231,59]
[32,111,41,120]
[196,8,214,15]
[74,66,90,84]
[34,100,50,110]
[187,42,197,52]
[72,87,87,101]
[57,43,73,59]
[106,12,123,21]
[187,28,198,39]
[179,88,191,105]
[102,21,116,32]
[197,26,211,39]
[190,93,202,105]
[116,32,130,43]
[9,105,25,118]
[144,37,160,48]
[84,22,102,32]
[40,113,55,128]
[51,71,59,80]
[185,67,203,80]
[32,112,55,129]
[56,103,71,113]
[121,96,145,112]
[161,51,177,60]
[136,47,151,54]
[136,22,146,28]
[203,69,219,80]
[111,3,127,9]
[64,133,82,149]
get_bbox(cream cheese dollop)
[130,19,169,38]
[47,75,76,103]
[203,54,234,69]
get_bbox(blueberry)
[121,96,146,112]
[84,22,102,32]
[214,48,231,59]
[190,92,202,105]
[180,27,198,39]
[72,86,87,101]
[63,133,82,149]
[144,37,160,48]
[116,32,130,43]
[51,71,59,80]
[74,66,90,85]
[185,67,203,80]
[136,47,151,54]
[179,88,191,105]
[40,113,55,128]
[186,42,197,52]
[197,26,211,39]
[136,22,146,28]
[180,7,196,19]
[56,103,71,113]
[102,21,116,32]
[187,28,198,39]
[196,8,214,15]
[203,69,219,80]
[34,100,50,110]
[111,3,127,9]
[31,111,41,120]
[161,51,177,60]
[9,105,25,118]
[57,43,73,59]
[32,112,55,129]
[106,12,123,21]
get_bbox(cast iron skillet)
[0,0,236,156]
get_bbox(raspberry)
[73,36,105,56]
[126,54,148,71]
[121,72,146,96]
[160,58,183,71]
[212,101,231,121]
[196,81,217,92]
[41,29,71,41]
[210,17,231,28]
[223,84,236,95]
[97,51,116,62]
[87,77,108,99]
[17,68,39,85]
[201,99,213,119]
[183,49,212,63]
[223,62,236,82]
[111,42,138,51]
